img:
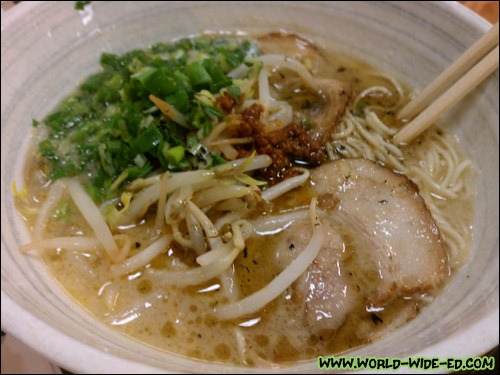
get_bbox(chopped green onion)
[53,201,71,219]
[202,121,213,137]
[134,154,147,168]
[357,101,369,110]
[127,164,153,179]
[224,86,241,100]
[164,145,185,164]
[133,68,176,97]
[211,153,227,166]
[84,182,102,203]
[187,135,200,149]
[130,125,163,154]
[105,74,124,90]
[100,53,121,70]
[186,62,212,87]
[75,1,91,10]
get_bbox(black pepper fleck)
[371,313,383,325]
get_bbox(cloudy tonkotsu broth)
[15,32,474,366]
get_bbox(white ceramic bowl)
[1,2,498,373]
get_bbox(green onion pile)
[35,36,259,202]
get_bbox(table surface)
[459,1,499,24]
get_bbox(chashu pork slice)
[274,221,355,333]
[257,31,326,64]
[310,158,449,305]
[311,78,352,144]
[257,32,352,145]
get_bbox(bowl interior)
[1,2,498,373]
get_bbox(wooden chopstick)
[394,44,499,145]
[397,22,499,121]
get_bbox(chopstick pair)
[394,22,499,145]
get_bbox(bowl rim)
[1,1,498,373]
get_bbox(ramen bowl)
[1,2,498,373]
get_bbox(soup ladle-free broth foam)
[15,32,474,366]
